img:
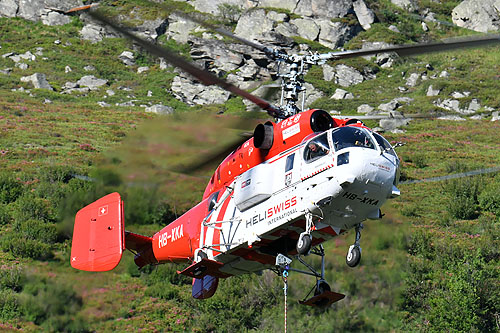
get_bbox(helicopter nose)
[335,148,397,194]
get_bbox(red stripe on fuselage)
[212,191,232,253]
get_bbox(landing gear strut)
[346,223,363,267]
[275,246,345,307]
[296,211,314,255]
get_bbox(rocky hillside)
[2,0,500,131]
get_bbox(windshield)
[373,132,397,157]
[331,127,376,151]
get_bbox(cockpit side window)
[304,133,330,163]
[373,133,397,157]
[331,127,376,151]
[285,153,295,172]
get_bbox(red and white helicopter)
[70,6,500,306]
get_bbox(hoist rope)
[282,268,289,333]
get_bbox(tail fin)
[71,193,124,271]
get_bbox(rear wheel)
[314,280,331,296]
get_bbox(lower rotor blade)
[329,34,500,60]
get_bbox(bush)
[0,172,24,204]
[11,193,56,223]
[0,264,24,291]
[0,234,53,260]
[0,289,19,321]
[0,203,11,225]
[445,177,482,220]
[478,180,500,217]
[13,219,58,244]
[20,277,87,332]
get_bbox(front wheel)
[296,234,312,255]
[346,245,361,267]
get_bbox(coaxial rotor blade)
[172,133,253,174]
[400,166,500,185]
[172,10,275,56]
[326,33,500,60]
[87,10,282,118]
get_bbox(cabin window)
[304,133,330,163]
[285,154,295,172]
[331,127,376,151]
[208,191,220,211]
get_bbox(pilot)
[308,141,328,160]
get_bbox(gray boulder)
[353,0,375,30]
[323,64,364,87]
[145,104,174,115]
[357,104,374,113]
[331,88,354,100]
[491,111,500,121]
[190,38,244,73]
[452,0,500,33]
[0,0,83,23]
[40,9,70,26]
[20,73,53,90]
[234,9,275,42]
[77,75,108,90]
[426,85,440,96]
[295,0,354,18]
[316,18,362,49]
[166,12,199,44]
[0,0,18,17]
[119,51,135,67]
[171,75,231,105]
[289,18,320,41]
[391,0,418,11]
[379,112,411,133]
[80,24,105,43]
[189,0,251,16]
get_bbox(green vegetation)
[0,1,499,331]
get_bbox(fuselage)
[149,109,400,275]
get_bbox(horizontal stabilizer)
[71,193,124,272]
[178,258,231,279]
[299,291,345,307]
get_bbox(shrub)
[0,234,53,260]
[0,289,19,321]
[11,193,56,223]
[0,264,24,291]
[0,172,24,204]
[20,277,86,332]
[478,180,500,217]
[445,177,482,220]
[13,219,58,244]
[0,203,11,225]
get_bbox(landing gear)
[314,280,331,296]
[275,246,345,307]
[194,249,208,263]
[346,223,363,267]
[296,233,311,255]
[296,211,315,255]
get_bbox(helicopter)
[69,5,500,307]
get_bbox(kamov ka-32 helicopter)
[69,5,500,306]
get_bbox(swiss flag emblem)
[98,205,108,216]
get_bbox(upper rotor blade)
[87,10,281,117]
[328,34,500,60]
[173,11,274,56]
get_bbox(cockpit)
[303,126,398,162]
